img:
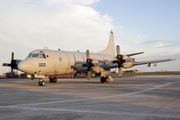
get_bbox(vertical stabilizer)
[98,30,115,56]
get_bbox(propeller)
[83,50,94,80]
[113,45,125,78]
[2,52,21,78]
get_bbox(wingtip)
[170,59,176,61]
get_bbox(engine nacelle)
[125,58,135,62]
[122,62,133,68]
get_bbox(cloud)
[0,0,113,73]
[44,0,100,5]
[0,0,113,51]
[141,39,180,48]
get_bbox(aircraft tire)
[38,81,42,86]
[105,77,109,83]
[100,77,104,83]
[100,77,109,83]
[42,81,45,86]
[54,77,57,83]
[38,81,45,86]
[49,78,53,83]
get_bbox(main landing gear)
[49,77,57,83]
[38,77,57,86]
[100,77,109,83]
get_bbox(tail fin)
[98,30,115,56]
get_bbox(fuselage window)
[39,54,46,58]
[32,53,39,58]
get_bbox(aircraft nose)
[18,60,34,73]
[18,61,25,72]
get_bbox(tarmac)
[0,75,180,120]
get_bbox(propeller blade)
[116,45,120,56]
[118,68,122,78]
[2,63,11,66]
[12,52,14,60]
[86,50,90,59]
[87,71,91,80]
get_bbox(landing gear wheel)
[38,81,45,86]
[49,77,57,83]
[49,78,53,83]
[38,81,41,86]
[105,77,109,83]
[100,77,104,83]
[100,77,109,83]
[53,77,57,83]
[42,81,45,86]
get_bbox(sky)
[0,0,179,73]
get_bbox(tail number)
[39,63,46,67]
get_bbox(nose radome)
[18,61,26,72]
[18,60,33,73]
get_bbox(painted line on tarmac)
[6,81,177,107]
[1,106,180,119]
[0,81,179,119]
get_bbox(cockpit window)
[27,52,46,58]
[39,54,46,58]
[28,53,32,57]
[32,53,39,58]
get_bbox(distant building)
[1,72,19,78]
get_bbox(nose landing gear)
[38,79,45,86]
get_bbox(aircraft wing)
[132,58,176,66]
[100,58,176,69]
[101,64,118,70]
[75,67,88,72]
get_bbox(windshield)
[28,53,32,57]
[27,52,46,58]
[32,53,39,58]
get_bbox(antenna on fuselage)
[44,46,49,50]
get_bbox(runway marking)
[0,81,179,119]
[4,81,177,107]
[1,106,180,119]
